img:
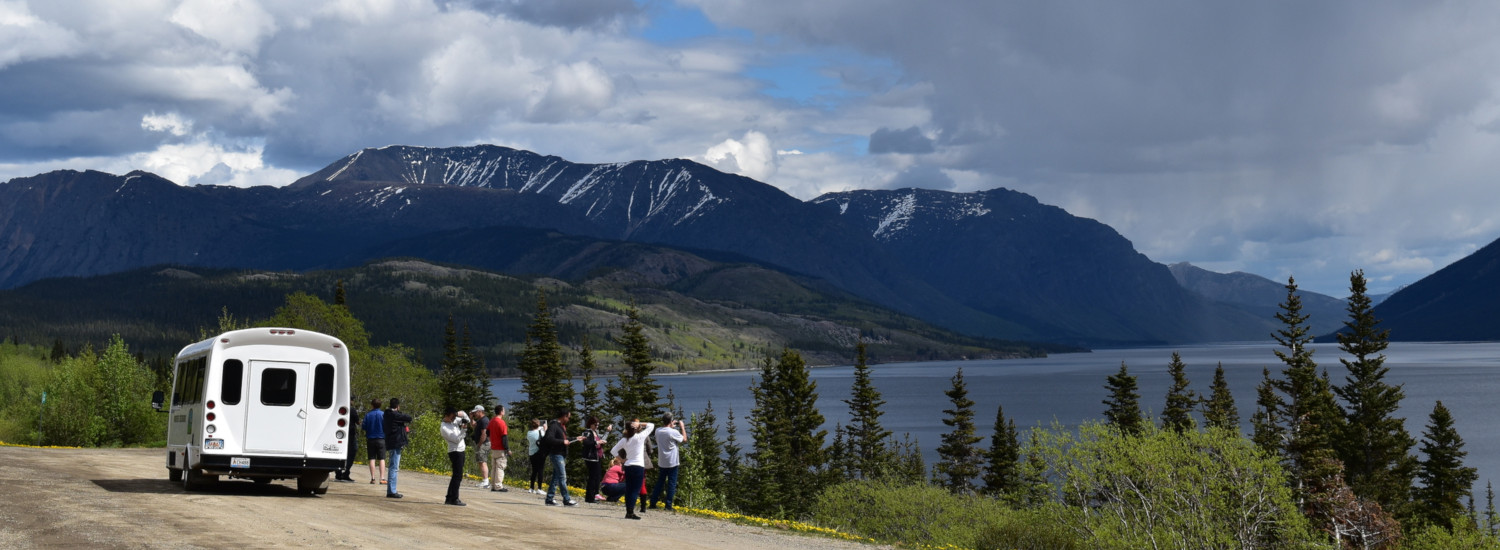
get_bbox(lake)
[491,341,1500,491]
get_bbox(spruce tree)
[1203,363,1240,431]
[1162,351,1196,432]
[460,323,493,409]
[1270,276,1346,506]
[678,402,727,510]
[334,279,346,306]
[1416,401,1479,528]
[516,290,571,424]
[438,314,464,410]
[935,368,983,494]
[843,341,893,480]
[981,402,1022,499]
[604,304,663,423]
[577,339,601,419]
[1103,362,1144,434]
[745,348,828,518]
[1251,367,1284,455]
[1332,270,1415,521]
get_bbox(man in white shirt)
[648,413,688,511]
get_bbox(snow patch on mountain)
[874,193,917,239]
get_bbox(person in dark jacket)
[383,398,414,499]
[541,409,580,506]
[581,415,612,502]
[335,406,360,482]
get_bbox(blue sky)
[4,0,1500,298]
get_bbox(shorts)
[475,445,491,464]
[366,438,387,461]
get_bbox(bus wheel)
[168,468,183,482]
[297,472,329,495]
[183,468,205,491]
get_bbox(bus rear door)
[245,360,309,455]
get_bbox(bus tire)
[297,472,329,495]
[168,468,183,482]
[183,468,205,491]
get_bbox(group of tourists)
[341,398,688,518]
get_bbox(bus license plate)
[231,457,251,468]
[204,438,224,450]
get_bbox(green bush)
[974,507,1083,550]
[811,479,1017,548]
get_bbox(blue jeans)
[649,466,679,508]
[623,465,645,515]
[546,454,571,503]
[387,447,403,494]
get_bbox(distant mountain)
[1367,236,1500,341]
[1167,263,1346,337]
[814,189,1274,345]
[0,257,1056,371]
[0,145,1284,346]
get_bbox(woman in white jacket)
[440,408,470,506]
[609,419,654,520]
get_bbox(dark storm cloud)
[884,164,954,191]
[444,0,642,29]
[868,126,933,154]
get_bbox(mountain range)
[5,143,1477,347]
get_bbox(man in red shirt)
[486,404,510,492]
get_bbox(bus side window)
[172,362,185,406]
[312,363,334,409]
[222,359,244,405]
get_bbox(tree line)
[4,269,1496,549]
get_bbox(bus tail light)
[338,418,347,427]
[206,412,216,421]
[206,400,216,409]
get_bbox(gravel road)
[0,446,881,550]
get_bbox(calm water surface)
[492,341,1500,489]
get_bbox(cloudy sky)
[4,0,1500,297]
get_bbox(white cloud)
[141,112,192,136]
[170,0,277,54]
[701,130,777,181]
[0,0,82,68]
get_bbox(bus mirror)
[152,390,165,412]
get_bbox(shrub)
[811,479,1015,548]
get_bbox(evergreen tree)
[744,348,828,518]
[1415,401,1479,528]
[1486,482,1497,536]
[1202,363,1240,431]
[1332,270,1415,521]
[843,341,894,480]
[981,402,1022,499]
[677,402,727,510]
[1251,367,1284,455]
[437,315,464,410]
[1103,362,1144,434]
[604,304,663,423]
[1270,276,1346,508]
[460,323,493,409]
[576,339,601,419]
[1162,351,1196,432]
[935,368,983,494]
[722,407,745,511]
[890,433,927,487]
[515,290,571,424]
[50,338,66,362]
[334,279,346,306]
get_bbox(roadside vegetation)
[2,269,1497,549]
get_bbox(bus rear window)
[312,363,334,409]
[221,360,243,405]
[260,369,297,407]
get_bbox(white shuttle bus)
[153,328,352,494]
